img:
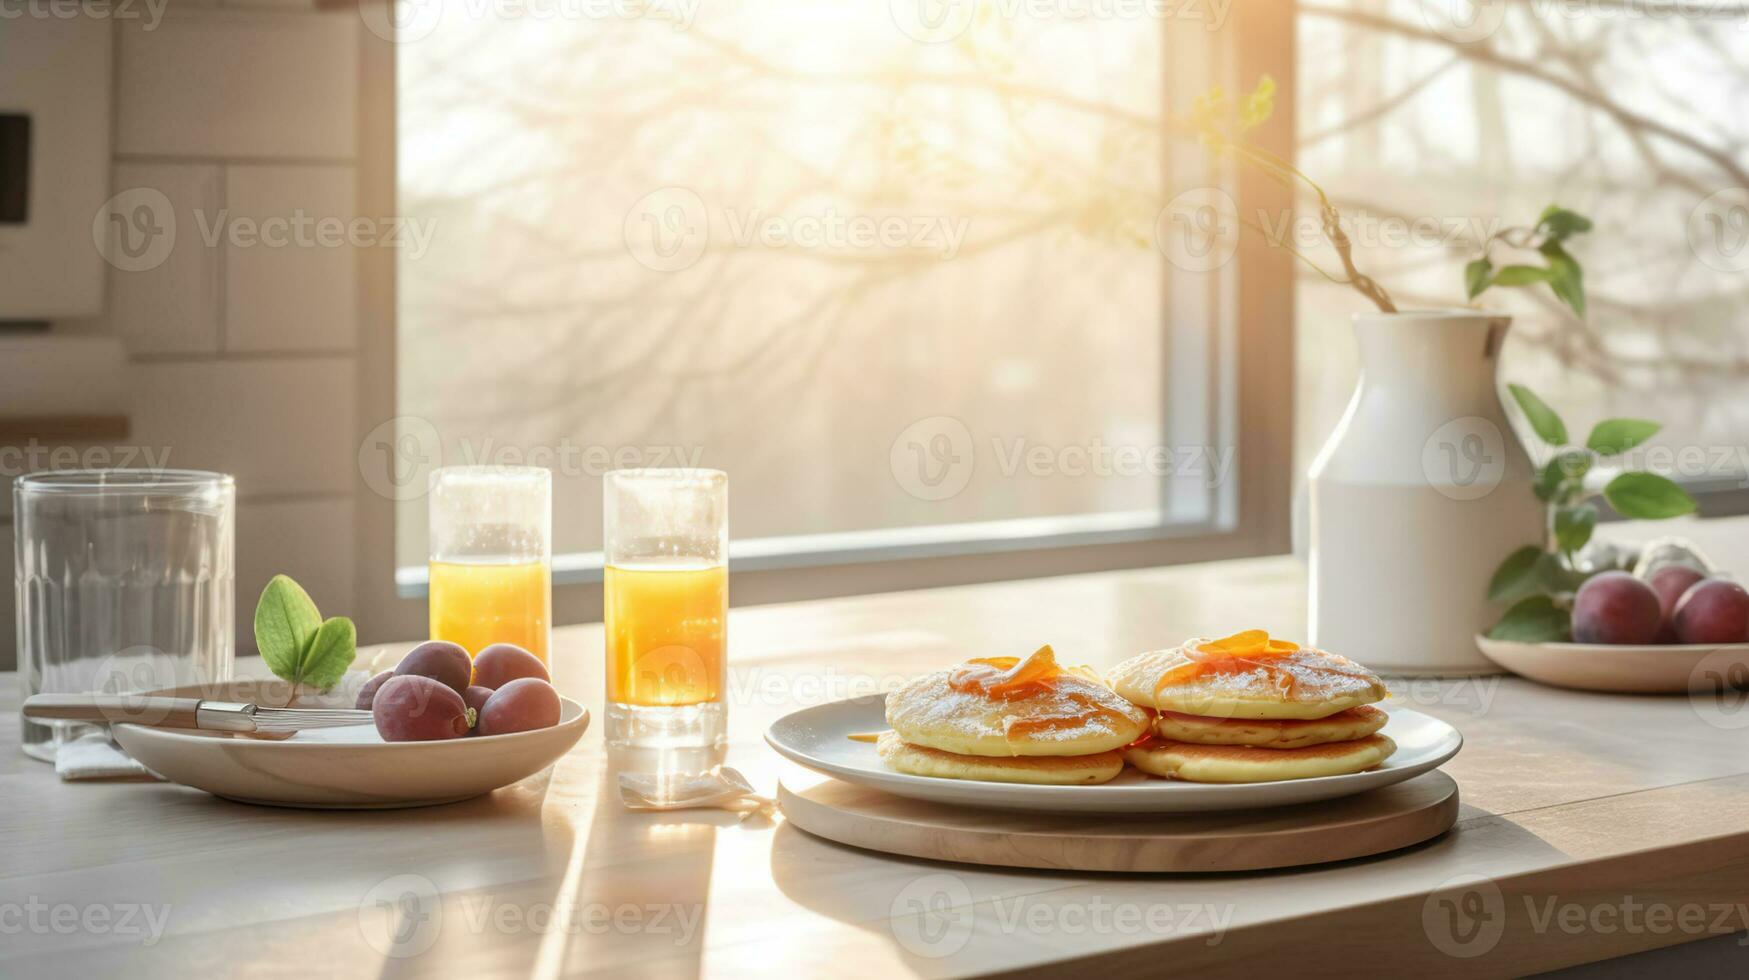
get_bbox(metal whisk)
[23,694,372,734]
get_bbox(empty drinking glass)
[14,470,235,761]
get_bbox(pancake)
[877,731,1125,785]
[885,645,1150,757]
[1124,734,1396,783]
[1107,634,1388,720]
[1152,704,1388,748]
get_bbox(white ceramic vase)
[1308,310,1544,675]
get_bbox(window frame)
[352,2,1299,637]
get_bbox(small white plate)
[112,682,589,809]
[765,695,1462,813]
[1476,635,1749,694]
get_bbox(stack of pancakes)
[876,631,1394,786]
[1106,631,1394,783]
[879,645,1149,785]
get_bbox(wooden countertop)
[4,552,1749,977]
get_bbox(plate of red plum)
[111,641,588,808]
[1477,544,1749,694]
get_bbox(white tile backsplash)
[116,12,358,160]
[224,165,358,351]
[3,6,368,673]
[107,163,225,354]
[129,357,357,497]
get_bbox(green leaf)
[1487,595,1572,643]
[1490,265,1552,287]
[298,616,358,691]
[254,575,323,684]
[1239,75,1275,130]
[1603,472,1697,519]
[1551,448,1594,483]
[1192,86,1228,130]
[1508,383,1569,445]
[1534,449,1593,504]
[1585,418,1661,456]
[1534,457,1564,502]
[1464,258,1493,299]
[1540,240,1585,317]
[1536,205,1593,241]
[1488,545,1548,603]
[1555,504,1597,554]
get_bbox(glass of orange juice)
[604,468,727,748]
[428,466,552,665]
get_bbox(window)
[388,1,1295,594]
[1294,1,1749,512]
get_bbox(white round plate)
[765,695,1462,814]
[113,682,589,809]
[1476,635,1749,694]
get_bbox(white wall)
[3,3,363,669]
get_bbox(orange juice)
[429,559,552,662]
[605,561,726,706]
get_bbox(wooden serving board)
[778,770,1459,873]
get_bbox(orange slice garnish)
[1156,629,1304,695]
[952,644,1062,697]
[1189,630,1298,659]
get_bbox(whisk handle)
[22,694,205,729]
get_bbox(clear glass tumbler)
[427,466,552,664]
[15,470,235,761]
[603,468,727,749]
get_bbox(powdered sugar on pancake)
[1110,641,1387,706]
[884,668,1149,756]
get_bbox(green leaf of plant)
[1536,205,1593,241]
[1192,86,1228,131]
[1487,595,1572,643]
[1585,418,1660,456]
[1540,240,1586,317]
[1489,265,1552,287]
[1533,458,1563,502]
[1488,545,1548,603]
[1555,504,1597,554]
[1239,74,1275,130]
[298,616,358,691]
[1464,258,1493,299]
[1508,383,1569,445]
[1603,472,1697,519]
[1533,449,1593,504]
[254,575,323,684]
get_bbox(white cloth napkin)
[618,766,774,813]
[54,732,161,781]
